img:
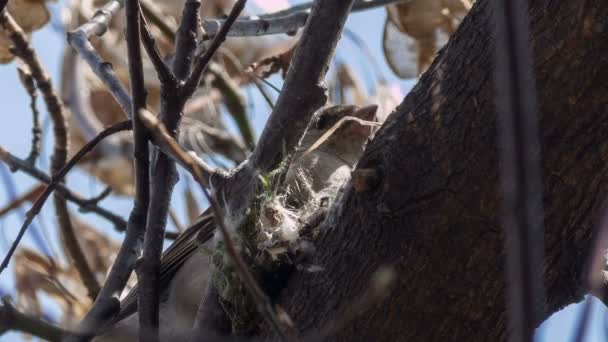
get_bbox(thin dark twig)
[67,0,154,339]
[134,1,205,337]
[0,120,131,274]
[0,10,101,298]
[493,0,545,341]
[139,11,175,85]
[252,78,276,109]
[0,147,127,229]
[123,0,158,340]
[81,186,112,206]
[139,109,296,341]
[0,297,75,342]
[17,67,43,165]
[183,0,247,96]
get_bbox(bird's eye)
[315,115,328,130]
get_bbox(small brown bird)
[94,104,378,340]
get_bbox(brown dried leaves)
[383,0,471,78]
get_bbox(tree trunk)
[266,0,608,340]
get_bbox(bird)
[94,104,379,340]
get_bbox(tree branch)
[183,0,247,97]
[16,67,42,165]
[139,11,175,86]
[67,0,154,339]
[172,0,201,81]
[0,10,100,299]
[0,297,74,342]
[0,147,127,229]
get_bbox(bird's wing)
[116,210,216,320]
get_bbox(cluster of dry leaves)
[0,0,471,332]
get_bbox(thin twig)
[81,186,112,206]
[135,1,206,336]
[183,0,247,96]
[0,297,75,342]
[0,147,127,229]
[122,0,158,340]
[139,11,175,85]
[17,67,42,165]
[139,109,295,340]
[0,10,101,299]
[70,0,154,339]
[0,121,131,275]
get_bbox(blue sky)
[0,1,606,341]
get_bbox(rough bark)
[267,0,608,340]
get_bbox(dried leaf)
[0,0,51,64]
[383,0,471,78]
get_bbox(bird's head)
[300,104,379,166]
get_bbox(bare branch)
[0,297,74,342]
[16,67,42,165]
[0,10,101,298]
[139,12,175,85]
[68,0,155,339]
[124,1,157,340]
[173,0,201,80]
[183,0,247,96]
[139,109,296,340]
[202,11,307,38]
[81,186,112,206]
[0,147,127,229]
